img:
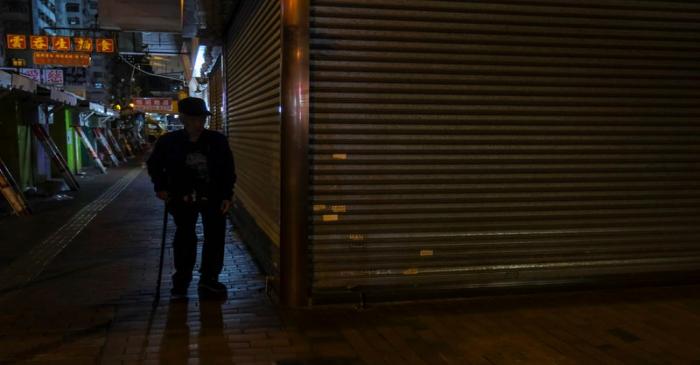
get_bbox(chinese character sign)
[8,34,116,53]
[96,38,115,53]
[43,69,64,86]
[7,35,27,49]
[74,37,93,52]
[30,36,49,51]
[133,98,174,112]
[33,52,91,67]
[20,68,41,82]
[52,36,71,51]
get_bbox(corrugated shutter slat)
[309,0,700,297]
[227,0,282,246]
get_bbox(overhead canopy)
[49,89,78,106]
[0,71,106,111]
[0,70,37,95]
[98,0,183,32]
[142,33,182,54]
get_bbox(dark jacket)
[147,129,236,201]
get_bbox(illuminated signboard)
[96,38,115,53]
[133,98,175,112]
[20,68,41,82]
[74,37,93,52]
[7,34,115,53]
[7,35,27,49]
[33,52,91,67]
[43,69,64,86]
[51,36,71,51]
[30,36,49,51]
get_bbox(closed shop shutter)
[226,0,282,249]
[208,58,225,134]
[309,0,700,300]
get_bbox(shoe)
[198,278,227,294]
[198,278,227,293]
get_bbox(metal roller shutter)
[208,58,225,134]
[309,0,700,299]
[226,0,282,247]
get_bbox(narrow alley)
[2,0,700,364]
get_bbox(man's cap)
[178,97,212,116]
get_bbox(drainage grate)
[0,168,142,292]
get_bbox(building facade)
[1,0,33,67]
[49,0,111,103]
[32,0,57,35]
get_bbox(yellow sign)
[51,36,71,51]
[96,38,115,53]
[7,34,27,49]
[74,37,93,52]
[30,36,49,50]
[11,58,27,67]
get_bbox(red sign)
[33,52,91,67]
[133,98,175,112]
[96,38,115,53]
[30,36,49,51]
[51,36,71,51]
[7,34,27,49]
[74,37,93,52]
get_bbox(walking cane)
[153,201,168,308]
[140,202,168,361]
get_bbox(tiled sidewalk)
[0,170,699,364]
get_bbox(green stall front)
[0,96,34,191]
[50,107,83,175]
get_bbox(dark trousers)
[170,200,226,285]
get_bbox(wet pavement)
[0,167,699,364]
[0,164,138,267]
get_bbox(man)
[147,97,236,298]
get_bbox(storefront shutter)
[225,0,282,265]
[309,0,700,301]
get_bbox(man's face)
[181,114,206,134]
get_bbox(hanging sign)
[20,68,41,83]
[51,36,71,51]
[96,38,115,53]
[7,34,115,53]
[133,98,176,112]
[74,37,93,52]
[43,69,64,86]
[21,68,65,86]
[33,52,91,67]
[6,35,27,49]
[30,36,49,51]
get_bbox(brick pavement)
[0,169,699,364]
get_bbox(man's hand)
[220,200,232,214]
[156,191,169,201]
